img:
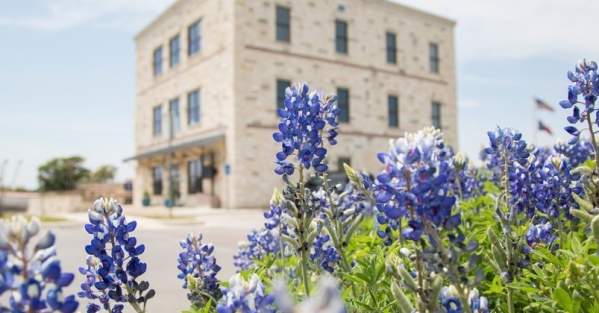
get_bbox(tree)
[38,156,90,191]
[89,165,117,183]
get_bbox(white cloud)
[459,99,481,108]
[393,0,599,61]
[0,0,175,31]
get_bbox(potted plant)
[142,190,151,207]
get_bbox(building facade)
[130,0,457,209]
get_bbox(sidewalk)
[50,205,267,230]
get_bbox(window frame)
[188,19,203,56]
[187,159,203,194]
[429,42,440,74]
[431,101,442,129]
[275,5,291,42]
[152,105,162,137]
[169,98,180,138]
[152,166,163,195]
[152,46,163,76]
[335,19,348,54]
[388,95,399,128]
[337,87,350,123]
[187,89,201,125]
[169,34,180,68]
[276,79,291,111]
[386,32,397,64]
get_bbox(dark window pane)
[335,20,348,54]
[337,88,350,123]
[153,105,162,136]
[153,46,162,76]
[337,157,351,172]
[429,43,440,73]
[188,20,202,56]
[169,98,180,138]
[169,35,180,67]
[388,95,399,128]
[168,164,180,198]
[152,166,163,195]
[386,32,397,64]
[276,6,290,42]
[276,79,291,110]
[188,159,204,194]
[432,101,441,129]
[187,90,201,125]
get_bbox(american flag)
[538,120,553,135]
[535,98,555,112]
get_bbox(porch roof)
[124,131,225,162]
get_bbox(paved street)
[48,209,266,312]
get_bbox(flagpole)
[533,97,538,147]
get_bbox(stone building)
[128,0,457,209]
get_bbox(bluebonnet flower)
[374,127,457,242]
[526,222,556,247]
[554,140,594,167]
[310,234,340,273]
[78,198,154,313]
[177,233,221,307]
[450,153,483,200]
[272,83,339,175]
[467,289,489,313]
[560,59,599,145]
[274,276,347,313]
[482,127,534,216]
[0,215,78,313]
[216,274,276,313]
[233,229,283,272]
[531,155,583,219]
[439,286,462,313]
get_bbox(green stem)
[298,166,311,296]
[126,285,145,313]
[585,114,599,169]
[507,287,515,313]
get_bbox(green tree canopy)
[89,165,117,183]
[37,156,90,191]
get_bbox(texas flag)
[538,120,553,135]
[535,98,555,112]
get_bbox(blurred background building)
[128,0,456,209]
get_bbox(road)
[49,209,265,313]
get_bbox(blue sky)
[0,0,596,189]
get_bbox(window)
[386,32,397,64]
[337,88,350,123]
[152,105,162,136]
[276,6,290,42]
[188,159,203,194]
[335,20,348,54]
[388,95,399,128]
[152,166,163,195]
[168,164,180,198]
[432,101,442,129]
[276,79,291,110]
[169,35,180,67]
[187,89,201,125]
[188,20,202,56]
[337,157,351,172]
[429,42,440,74]
[169,98,180,138]
[152,46,162,76]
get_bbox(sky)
[0,0,597,189]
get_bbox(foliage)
[88,165,117,183]
[37,156,90,191]
[9,62,599,313]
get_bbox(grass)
[0,212,67,223]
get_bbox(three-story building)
[129,0,457,209]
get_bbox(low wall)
[27,192,85,215]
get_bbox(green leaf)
[553,288,573,312]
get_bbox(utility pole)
[0,159,9,211]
